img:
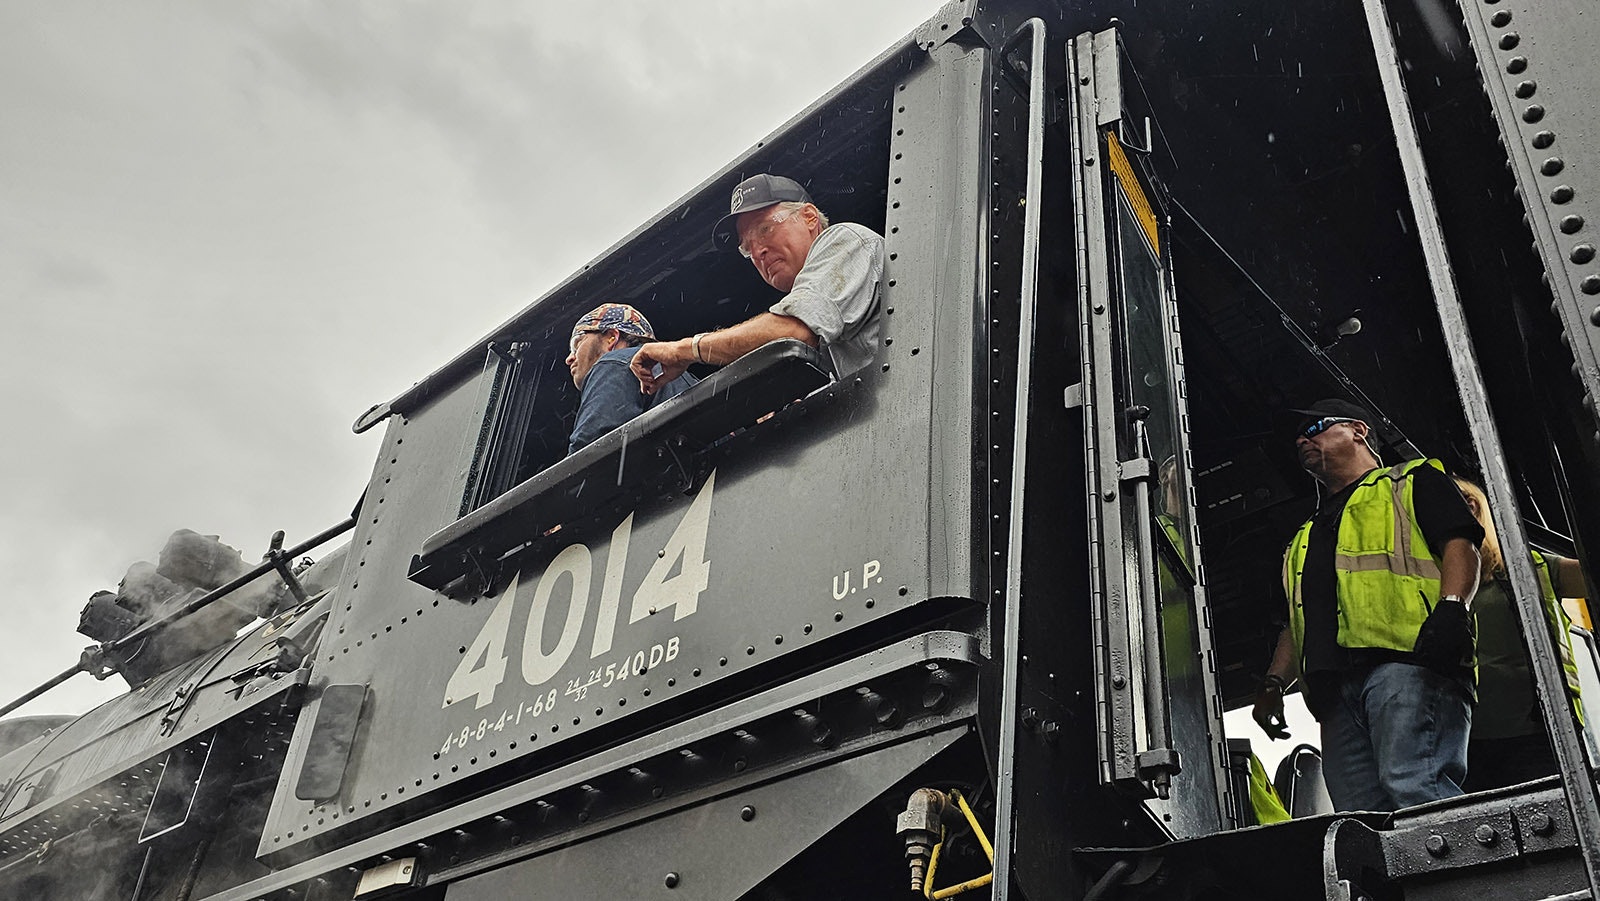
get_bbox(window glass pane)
[1115,190,1192,576]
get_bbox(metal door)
[1066,26,1229,838]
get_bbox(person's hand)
[1412,599,1474,670]
[1253,676,1291,740]
[630,340,693,395]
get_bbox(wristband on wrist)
[692,333,706,364]
[1262,673,1292,693]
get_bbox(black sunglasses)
[1299,416,1358,440]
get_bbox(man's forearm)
[1266,626,1298,681]
[1439,536,1482,603]
[1557,557,1590,598]
[632,311,818,394]
[692,313,816,365]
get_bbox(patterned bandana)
[570,303,656,345]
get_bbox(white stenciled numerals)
[440,474,716,710]
[589,513,634,658]
[630,472,715,624]
[521,542,593,687]
[443,591,515,710]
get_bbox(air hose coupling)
[895,787,952,894]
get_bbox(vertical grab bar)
[992,16,1048,900]
[1360,0,1600,895]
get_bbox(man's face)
[566,328,618,388]
[736,204,820,292]
[1294,416,1368,475]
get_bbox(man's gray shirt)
[767,222,884,377]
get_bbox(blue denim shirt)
[568,346,699,455]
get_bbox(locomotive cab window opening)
[454,82,898,520]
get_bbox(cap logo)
[730,184,753,213]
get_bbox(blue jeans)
[1319,662,1472,811]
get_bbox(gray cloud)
[27,251,110,292]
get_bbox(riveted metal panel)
[262,343,948,861]
[443,728,962,901]
[893,40,988,607]
[261,40,997,860]
[1458,0,1600,439]
[209,633,977,901]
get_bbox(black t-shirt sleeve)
[1409,465,1486,557]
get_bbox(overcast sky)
[0,1,937,717]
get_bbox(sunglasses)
[1299,416,1359,440]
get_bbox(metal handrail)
[0,517,355,720]
[1359,0,1600,894]
[991,16,1047,901]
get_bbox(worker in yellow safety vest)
[1454,477,1589,791]
[1252,399,1484,812]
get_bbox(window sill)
[409,339,830,596]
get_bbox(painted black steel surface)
[444,729,963,901]
[9,1,1600,899]
[213,632,978,900]
[260,20,1002,859]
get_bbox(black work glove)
[1411,600,1474,670]
[1252,684,1291,741]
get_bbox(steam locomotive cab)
[3,0,1600,898]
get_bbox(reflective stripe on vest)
[1282,459,1446,665]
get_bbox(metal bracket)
[437,545,500,602]
[1324,817,1387,901]
[1119,457,1154,484]
[77,643,118,681]
[1383,808,1521,877]
[913,0,980,51]
[1325,788,1579,897]
[264,530,309,608]
[160,679,200,736]
[1135,748,1181,801]
[354,858,421,897]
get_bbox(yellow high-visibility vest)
[1282,459,1452,668]
[1248,752,1291,825]
[1532,550,1585,724]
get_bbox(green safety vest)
[1248,752,1291,825]
[1281,459,1456,669]
[1532,550,1586,725]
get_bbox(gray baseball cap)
[711,174,813,251]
